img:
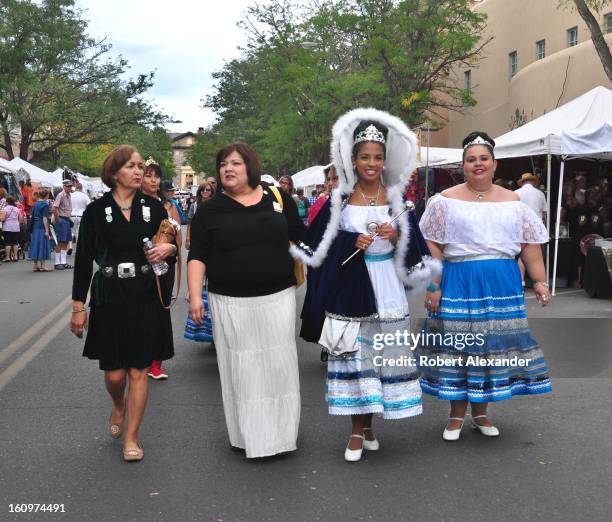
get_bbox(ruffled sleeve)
[519,202,549,243]
[419,195,447,243]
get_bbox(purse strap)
[154,240,182,311]
[269,185,284,210]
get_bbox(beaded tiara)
[354,124,386,146]
[463,135,494,149]
[144,156,159,166]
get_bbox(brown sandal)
[123,443,144,462]
[109,404,126,439]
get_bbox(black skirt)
[83,296,174,371]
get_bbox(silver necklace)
[466,183,493,201]
[113,195,132,211]
[356,184,381,206]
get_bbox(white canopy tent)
[417,146,463,168]
[8,157,56,187]
[418,147,463,196]
[495,86,612,159]
[0,158,20,198]
[51,167,107,195]
[494,86,612,295]
[0,157,17,175]
[292,164,332,189]
[87,177,108,194]
[51,168,65,187]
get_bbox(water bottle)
[143,237,168,276]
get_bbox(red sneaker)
[147,362,168,380]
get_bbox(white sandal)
[442,417,465,441]
[362,427,380,451]
[344,434,364,462]
[471,415,500,437]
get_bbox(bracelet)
[72,308,87,314]
[426,282,440,292]
[534,281,549,288]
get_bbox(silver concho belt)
[100,263,152,279]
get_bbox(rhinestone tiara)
[354,124,386,146]
[144,156,159,166]
[463,135,493,149]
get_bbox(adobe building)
[444,0,612,147]
[169,131,202,189]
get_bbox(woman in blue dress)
[28,189,52,272]
[419,131,552,441]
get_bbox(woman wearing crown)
[294,109,441,462]
[418,131,552,441]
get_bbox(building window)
[464,70,472,94]
[567,26,578,47]
[605,12,612,33]
[509,51,518,78]
[536,40,545,60]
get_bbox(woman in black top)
[187,142,305,458]
[71,145,176,462]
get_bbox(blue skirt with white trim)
[418,258,552,402]
[184,285,214,343]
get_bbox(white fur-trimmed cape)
[290,107,441,291]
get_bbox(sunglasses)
[203,188,212,192]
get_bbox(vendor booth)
[0,158,21,197]
[409,147,463,203]
[8,157,55,187]
[494,86,612,296]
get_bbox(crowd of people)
[2,107,555,464]
[0,179,91,268]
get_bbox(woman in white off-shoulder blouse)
[418,131,552,442]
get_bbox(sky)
[77,0,254,133]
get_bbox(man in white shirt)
[515,173,547,222]
[515,172,547,286]
[69,182,91,253]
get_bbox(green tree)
[122,127,175,180]
[54,127,175,179]
[53,143,114,176]
[203,0,489,174]
[0,0,169,161]
[186,127,228,178]
[563,0,612,81]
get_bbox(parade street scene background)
[1,1,611,521]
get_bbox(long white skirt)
[208,287,301,458]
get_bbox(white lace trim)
[420,195,548,245]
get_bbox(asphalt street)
[1,250,611,522]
